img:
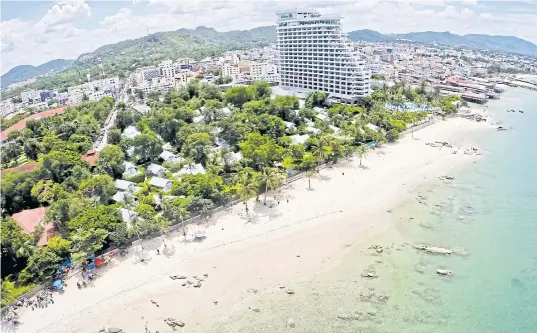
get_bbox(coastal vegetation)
[0,80,435,300]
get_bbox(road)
[94,80,131,151]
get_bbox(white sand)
[17,114,492,333]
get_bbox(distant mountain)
[1,59,74,87]
[347,30,537,56]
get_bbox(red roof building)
[82,149,99,167]
[1,107,66,141]
[11,207,55,246]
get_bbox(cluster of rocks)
[361,268,378,279]
[368,245,384,254]
[416,194,428,205]
[413,245,453,255]
[439,175,455,181]
[170,273,208,288]
[165,317,185,330]
[426,141,453,148]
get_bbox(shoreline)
[16,110,492,333]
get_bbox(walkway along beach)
[15,110,493,333]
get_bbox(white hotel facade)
[276,9,371,104]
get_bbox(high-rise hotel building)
[276,9,371,104]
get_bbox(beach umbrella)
[52,279,63,290]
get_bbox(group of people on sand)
[2,289,56,326]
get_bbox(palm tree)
[356,144,369,166]
[259,167,285,205]
[306,169,316,190]
[311,136,332,166]
[153,214,171,246]
[232,171,258,221]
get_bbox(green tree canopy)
[97,145,126,177]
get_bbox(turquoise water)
[210,87,537,333]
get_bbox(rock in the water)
[414,245,453,255]
[165,318,185,328]
[337,313,360,321]
[181,282,187,286]
[361,270,378,279]
[108,328,123,333]
[187,280,193,285]
[249,307,260,313]
[247,288,258,294]
[203,273,208,278]
[170,275,187,280]
[436,269,454,276]
[285,289,295,295]
[288,318,295,328]
[193,281,202,288]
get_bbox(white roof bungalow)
[174,163,206,177]
[160,150,183,163]
[306,126,321,135]
[223,151,243,165]
[118,208,138,228]
[284,121,296,130]
[193,115,205,123]
[112,191,126,203]
[220,107,231,115]
[122,126,141,139]
[290,134,310,145]
[366,123,380,132]
[116,179,137,193]
[149,177,173,192]
[146,163,167,177]
[123,161,141,179]
[315,113,328,121]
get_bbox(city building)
[221,63,241,81]
[276,9,371,104]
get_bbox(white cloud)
[2,0,537,75]
[38,0,91,28]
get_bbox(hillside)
[1,59,74,88]
[347,30,537,56]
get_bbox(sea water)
[210,87,537,333]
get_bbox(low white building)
[115,179,137,193]
[290,134,310,145]
[174,163,206,177]
[160,150,182,163]
[122,161,141,179]
[122,126,141,139]
[149,177,173,192]
[146,163,167,177]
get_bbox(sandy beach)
[15,111,492,333]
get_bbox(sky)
[1,0,537,75]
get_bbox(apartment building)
[276,9,370,104]
[221,63,241,81]
[249,62,280,83]
[20,89,41,103]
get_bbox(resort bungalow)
[306,126,322,135]
[149,177,173,192]
[118,208,138,228]
[11,207,55,246]
[315,112,328,122]
[159,150,182,163]
[284,121,296,130]
[122,161,142,179]
[366,123,380,132]
[115,179,137,193]
[122,125,141,139]
[290,134,310,145]
[146,163,167,177]
[192,115,205,123]
[175,163,206,177]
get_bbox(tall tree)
[70,227,109,264]
[259,167,285,205]
[97,145,126,177]
[355,144,369,166]
[79,174,116,204]
[132,131,163,162]
[232,171,259,221]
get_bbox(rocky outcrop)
[165,318,185,328]
[414,245,453,255]
[436,269,454,276]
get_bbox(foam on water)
[210,87,537,333]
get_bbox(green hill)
[1,59,74,88]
